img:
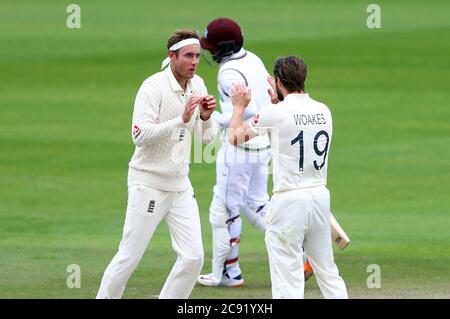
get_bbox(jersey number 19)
[290,130,330,172]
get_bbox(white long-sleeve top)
[128,66,217,192]
[212,48,271,150]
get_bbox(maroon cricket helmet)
[200,17,244,51]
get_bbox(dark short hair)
[167,29,200,52]
[273,56,307,92]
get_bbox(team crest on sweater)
[252,114,260,125]
[132,125,141,138]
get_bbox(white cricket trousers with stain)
[265,186,348,299]
[96,185,204,299]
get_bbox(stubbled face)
[171,44,201,80]
[276,78,284,101]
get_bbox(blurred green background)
[1,0,449,298]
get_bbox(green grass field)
[1,0,449,298]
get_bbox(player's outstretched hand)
[267,76,280,104]
[231,82,251,110]
[182,96,203,123]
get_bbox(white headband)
[161,38,200,70]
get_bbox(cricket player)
[196,18,272,287]
[96,29,217,299]
[228,56,348,298]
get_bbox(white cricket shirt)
[249,93,333,192]
[212,48,271,150]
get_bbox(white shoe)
[197,273,244,287]
[197,273,221,286]
[219,274,244,287]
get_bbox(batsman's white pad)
[209,192,232,279]
[211,225,232,280]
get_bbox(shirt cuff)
[200,113,212,121]
[177,116,189,127]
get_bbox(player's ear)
[169,50,177,61]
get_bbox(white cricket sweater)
[127,66,217,192]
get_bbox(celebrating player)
[228,56,348,298]
[96,29,217,299]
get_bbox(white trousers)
[209,145,270,279]
[97,185,203,299]
[265,186,348,299]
